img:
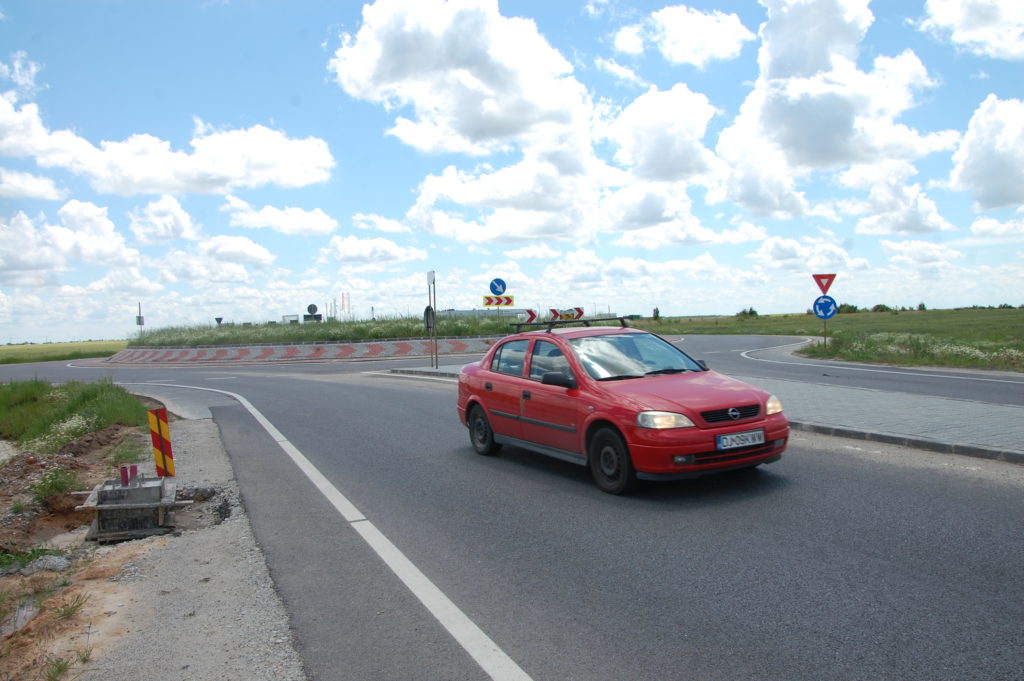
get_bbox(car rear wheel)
[588,427,637,495]
[468,406,501,456]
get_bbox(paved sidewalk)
[390,366,1024,466]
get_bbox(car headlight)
[637,411,695,429]
[766,394,783,415]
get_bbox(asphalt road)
[674,335,1024,405]
[2,339,1023,680]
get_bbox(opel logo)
[728,407,741,420]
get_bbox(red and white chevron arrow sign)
[548,307,584,320]
[524,309,538,323]
[483,295,514,306]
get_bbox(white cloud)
[0,51,43,100]
[612,6,754,67]
[919,0,1024,61]
[649,5,755,67]
[613,24,645,55]
[950,94,1024,210]
[594,58,647,87]
[48,200,139,266]
[609,84,721,182]
[839,161,954,234]
[0,167,62,199]
[161,251,252,285]
[353,213,412,234]
[757,0,874,79]
[0,211,65,285]
[73,266,164,296]
[714,1,958,216]
[222,195,338,236]
[881,239,963,265]
[319,234,427,263]
[970,217,1024,236]
[504,243,560,259]
[329,0,589,155]
[197,235,276,266]
[0,97,334,196]
[129,195,201,244]
[748,233,871,271]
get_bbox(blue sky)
[1,0,1022,343]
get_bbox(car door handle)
[522,391,531,400]
[485,382,493,391]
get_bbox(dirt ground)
[0,425,219,681]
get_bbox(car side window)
[529,340,574,381]
[491,339,529,376]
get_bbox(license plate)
[716,429,765,450]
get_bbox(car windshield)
[567,333,704,380]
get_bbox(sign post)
[811,274,838,349]
[427,271,438,369]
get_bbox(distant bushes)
[817,302,1022,314]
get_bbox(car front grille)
[700,404,760,423]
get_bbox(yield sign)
[812,273,836,295]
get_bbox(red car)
[457,320,788,494]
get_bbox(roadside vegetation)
[130,313,512,346]
[0,379,149,456]
[637,306,1024,372]
[0,380,150,679]
[2,306,1021,372]
[0,341,127,365]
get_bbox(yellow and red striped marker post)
[147,407,175,477]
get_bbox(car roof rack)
[511,316,631,333]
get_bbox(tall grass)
[0,379,149,452]
[132,313,515,346]
[0,340,127,364]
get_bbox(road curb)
[788,422,1024,466]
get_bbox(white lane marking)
[739,339,1024,385]
[117,381,533,681]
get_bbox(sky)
[1,0,1022,343]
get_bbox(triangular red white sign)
[812,273,836,295]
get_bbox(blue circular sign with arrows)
[813,295,838,320]
[489,278,507,295]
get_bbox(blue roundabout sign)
[813,295,838,320]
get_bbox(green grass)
[132,313,514,346]
[107,437,147,466]
[0,547,64,572]
[0,340,127,365]
[30,470,81,505]
[635,307,1024,371]
[0,379,149,452]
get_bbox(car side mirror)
[541,371,577,390]
[696,359,708,370]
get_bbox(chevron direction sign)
[483,295,514,306]
[549,307,584,320]
[524,309,538,323]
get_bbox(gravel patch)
[79,418,307,681]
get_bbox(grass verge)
[0,379,149,453]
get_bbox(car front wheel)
[588,427,637,495]
[468,406,501,456]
